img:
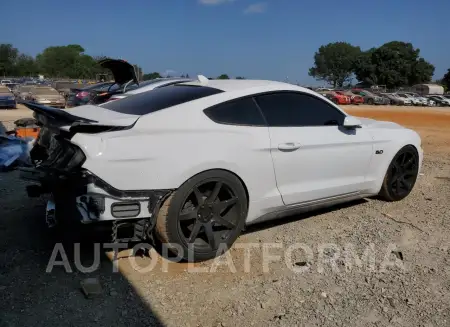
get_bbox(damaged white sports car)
[21,76,423,261]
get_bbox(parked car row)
[316,87,450,107]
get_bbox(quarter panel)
[75,109,283,223]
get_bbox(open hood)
[98,58,138,86]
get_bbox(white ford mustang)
[22,76,423,261]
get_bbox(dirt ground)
[0,105,449,327]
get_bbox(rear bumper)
[20,167,172,224]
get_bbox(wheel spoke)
[401,153,408,166]
[204,222,216,249]
[213,197,238,214]
[404,157,415,169]
[396,179,400,194]
[188,221,202,243]
[179,209,198,221]
[206,182,222,203]
[193,187,205,206]
[213,215,236,229]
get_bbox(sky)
[3,0,449,85]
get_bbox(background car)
[13,85,35,102]
[335,90,364,105]
[0,85,17,109]
[318,91,351,105]
[106,77,194,102]
[26,86,66,108]
[52,81,86,100]
[404,92,429,106]
[374,93,393,105]
[22,77,423,262]
[352,89,385,105]
[427,95,450,106]
[380,93,411,106]
[396,93,423,106]
[66,82,115,108]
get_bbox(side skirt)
[247,192,371,226]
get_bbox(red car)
[320,91,351,105]
[336,91,364,105]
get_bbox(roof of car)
[180,79,306,93]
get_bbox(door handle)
[278,142,301,151]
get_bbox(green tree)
[143,72,162,80]
[36,44,100,78]
[217,74,229,79]
[355,41,435,88]
[14,54,38,76]
[0,44,19,76]
[354,48,377,85]
[309,42,362,87]
[442,69,450,91]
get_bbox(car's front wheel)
[378,145,419,201]
[155,170,248,262]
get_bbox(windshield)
[102,85,223,116]
[34,88,59,95]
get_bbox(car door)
[255,91,374,206]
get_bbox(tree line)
[308,41,448,89]
[1,41,448,90]
[0,44,112,78]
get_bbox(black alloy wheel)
[379,145,419,201]
[155,170,247,262]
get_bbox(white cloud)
[243,2,267,14]
[198,0,235,5]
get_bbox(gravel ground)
[0,106,449,327]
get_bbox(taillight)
[107,97,119,102]
[76,91,89,98]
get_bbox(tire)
[155,170,248,262]
[367,98,374,105]
[378,145,419,202]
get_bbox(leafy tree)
[442,69,450,91]
[354,48,377,85]
[36,44,94,78]
[143,72,162,80]
[14,54,38,76]
[217,74,229,79]
[355,41,434,88]
[0,44,19,76]
[309,42,362,87]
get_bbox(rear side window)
[204,97,266,126]
[102,85,223,115]
[256,92,345,127]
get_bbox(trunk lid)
[22,102,139,131]
[98,58,138,86]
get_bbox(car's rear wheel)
[379,145,419,201]
[155,170,248,262]
[367,98,374,105]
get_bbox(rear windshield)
[102,84,224,115]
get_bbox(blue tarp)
[0,135,34,171]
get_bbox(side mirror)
[342,116,362,128]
